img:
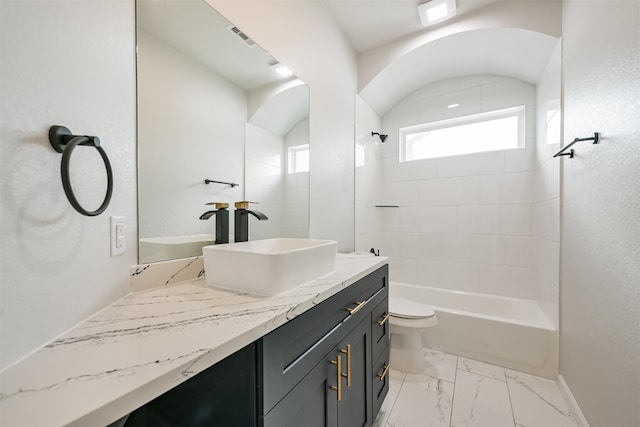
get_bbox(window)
[287,144,309,173]
[400,105,525,162]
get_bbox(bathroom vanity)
[0,254,388,427]
[125,264,390,426]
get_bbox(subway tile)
[417,86,482,124]
[381,181,419,206]
[415,259,480,292]
[503,236,537,268]
[531,199,560,242]
[387,256,418,284]
[380,208,401,232]
[383,156,437,182]
[418,234,504,265]
[458,204,530,235]
[480,78,535,107]
[382,232,404,257]
[419,176,481,206]
[478,264,537,299]
[419,206,458,233]
[505,140,539,172]
[399,207,420,233]
[436,151,505,178]
[480,172,536,204]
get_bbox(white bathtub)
[391,282,558,379]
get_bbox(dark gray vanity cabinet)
[260,264,388,427]
[124,264,389,427]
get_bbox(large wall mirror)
[137,0,310,263]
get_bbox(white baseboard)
[558,374,590,427]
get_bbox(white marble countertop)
[0,253,387,427]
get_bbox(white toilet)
[389,297,438,373]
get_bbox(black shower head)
[371,131,388,143]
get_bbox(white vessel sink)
[139,234,215,263]
[203,238,337,296]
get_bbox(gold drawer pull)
[377,313,390,326]
[377,364,390,381]
[347,301,367,315]
[330,355,342,401]
[340,344,351,387]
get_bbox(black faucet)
[199,202,229,244]
[234,201,268,242]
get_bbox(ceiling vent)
[227,25,257,47]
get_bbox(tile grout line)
[448,354,459,427]
[382,371,407,427]
[504,368,519,427]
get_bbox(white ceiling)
[360,27,559,114]
[138,0,561,120]
[323,0,505,52]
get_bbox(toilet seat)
[390,298,436,319]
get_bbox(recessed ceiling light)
[448,103,460,109]
[418,0,457,27]
[273,64,293,77]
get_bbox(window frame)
[399,105,526,162]
[287,143,310,174]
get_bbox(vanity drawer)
[371,297,390,363]
[260,264,388,413]
[372,346,390,419]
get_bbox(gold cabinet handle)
[377,313,390,326]
[330,355,342,401]
[377,364,390,382]
[347,301,367,315]
[340,344,351,387]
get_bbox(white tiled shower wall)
[245,120,310,240]
[356,45,561,328]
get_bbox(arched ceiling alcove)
[249,82,309,136]
[360,28,559,116]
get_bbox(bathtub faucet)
[370,248,380,256]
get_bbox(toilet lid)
[389,298,436,319]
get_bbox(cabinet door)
[337,316,372,427]
[263,351,340,427]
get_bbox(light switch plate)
[110,216,126,256]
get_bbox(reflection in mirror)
[136,0,309,263]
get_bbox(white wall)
[560,2,640,426]
[0,0,137,370]
[209,0,358,253]
[379,76,542,300]
[137,31,244,240]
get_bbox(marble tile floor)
[374,348,577,427]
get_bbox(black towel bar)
[204,179,239,187]
[553,132,600,158]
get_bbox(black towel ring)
[48,125,113,217]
